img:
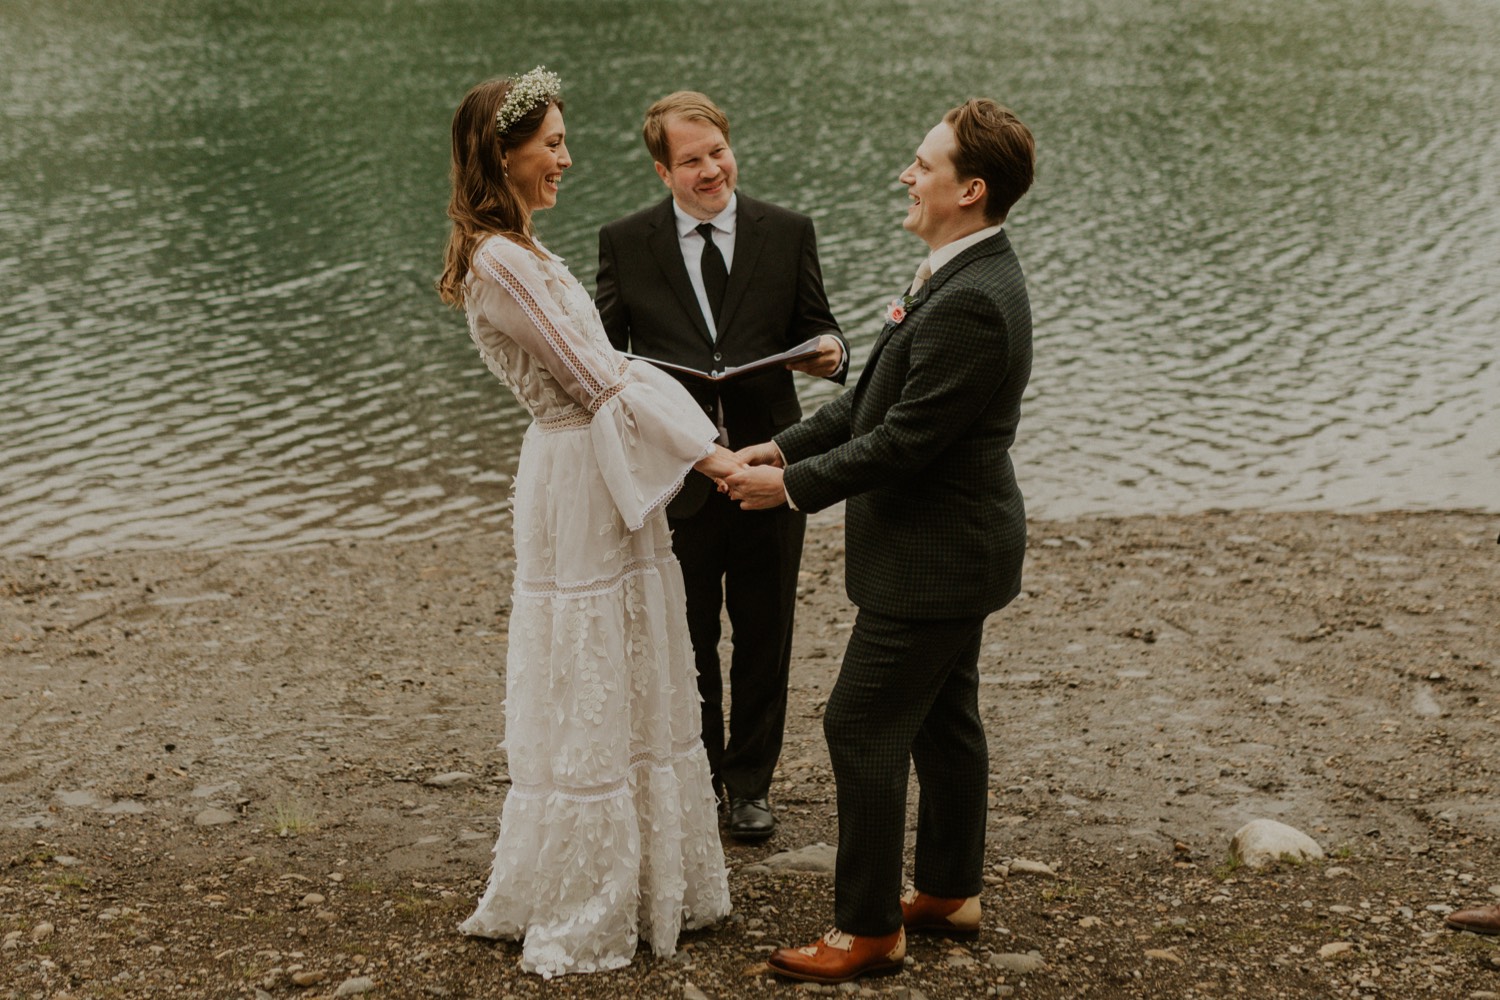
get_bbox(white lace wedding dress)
[455,235,731,977]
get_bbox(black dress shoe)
[728,797,776,842]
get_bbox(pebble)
[1318,941,1354,959]
[299,893,327,908]
[1007,859,1056,878]
[31,922,54,943]
[335,976,377,996]
[1144,948,1183,964]
[425,771,476,787]
[1324,866,1353,878]
[754,843,837,874]
[988,951,1045,973]
[682,984,710,1000]
[194,807,236,826]
[291,970,327,986]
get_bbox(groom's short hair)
[944,99,1035,224]
[643,91,732,166]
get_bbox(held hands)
[722,441,788,510]
[694,444,744,485]
[784,335,844,378]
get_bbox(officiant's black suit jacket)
[596,194,845,517]
[594,192,843,801]
[776,230,1032,620]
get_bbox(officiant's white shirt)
[674,194,737,341]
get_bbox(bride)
[437,68,735,977]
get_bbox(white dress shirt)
[911,224,1004,294]
[674,195,738,341]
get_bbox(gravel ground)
[3,508,1498,999]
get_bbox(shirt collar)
[674,193,738,239]
[923,223,1004,281]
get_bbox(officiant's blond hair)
[642,91,731,165]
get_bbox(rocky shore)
[3,509,1498,999]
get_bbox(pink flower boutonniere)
[884,293,919,327]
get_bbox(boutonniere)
[885,293,919,326]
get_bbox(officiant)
[595,90,846,843]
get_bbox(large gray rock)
[1230,819,1324,868]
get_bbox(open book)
[624,336,823,383]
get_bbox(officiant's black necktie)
[695,222,728,325]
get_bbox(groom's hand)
[733,441,784,468]
[785,335,844,378]
[724,465,787,510]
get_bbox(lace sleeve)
[469,238,626,413]
[468,237,717,532]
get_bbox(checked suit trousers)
[824,608,991,936]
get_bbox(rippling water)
[3,0,1497,556]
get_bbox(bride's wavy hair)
[437,79,562,308]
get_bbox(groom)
[726,99,1036,983]
[596,92,846,842]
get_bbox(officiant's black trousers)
[826,608,990,937]
[671,490,805,801]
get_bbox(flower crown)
[495,66,562,137]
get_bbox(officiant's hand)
[785,335,844,378]
[733,441,784,468]
[724,465,787,510]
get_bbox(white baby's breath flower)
[495,66,563,137]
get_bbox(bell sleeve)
[469,238,717,531]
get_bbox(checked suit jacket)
[596,194,845,516]
[775,230,1033,621]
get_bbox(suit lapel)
[646,198,714,347]
[715,197,765,337]
[855,232,1010,397]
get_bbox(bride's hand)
[693,445,744,484]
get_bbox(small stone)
[1007,859,1056,878]
[31,922,54,943]
[1324,866,1353,878]
[335,977,377,996]
[1144,948,1182,964]
[54,790,103,808]
[759,843,837,874]
[988,951,1045,973]
[1329,905,1355,915]
[1077,915,1102,929]
[194,808,236,827]
[1318,941,1354,959]
[299,893,327,908]
[53,855,82,867]
[424,772,476,788]
[682,984,710,1000]
[291,970,327,986]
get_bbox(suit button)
[713,353,722,362]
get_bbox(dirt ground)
[3,508,1498,999]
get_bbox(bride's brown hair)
[436,79,563,308]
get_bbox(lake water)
[3,0,1497,556]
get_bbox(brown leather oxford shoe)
[767,927,906,984]
[901,887,981,937]
[1446,904,1500,935]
